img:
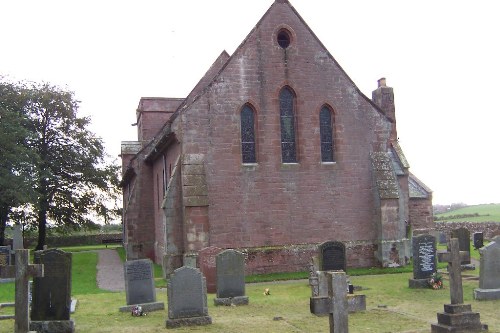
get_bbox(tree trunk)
[0,206,8,246]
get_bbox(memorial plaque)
[124,259,156,305]
[31,249,72,321]
[199,246,222,293]
[473,232,484,250]
[451,228,470,264]
[0,246,11,266]
[216,250,246,299]
[319,241,346,272]
[167,266,208,319]
[412,234,437,279]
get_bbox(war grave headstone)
[327,271,349,333]
[474,240,500,300]
[409,234,437,288]
[166,266,212,328]
[214,249,249,306]
[0,249,44,333]
[319,241,346,272]
[310,270,366,315]
[30,248,74,333]
[450,227,471,265]
[198,246,222,293]
[119,259,164,313]
[431,238,488,333]
[473,232,484,250]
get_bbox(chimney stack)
[372,78,397,140]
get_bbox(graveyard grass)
[1,248,499,332]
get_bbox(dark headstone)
[198,246,222,293]
[409,234,437,288]
[166,266,212,328]
[474,240,500,300]
[319,241,346,272]
[439,232,447,244]
[451,228,471,264]
[0,246,11,266]
[31,249,72,321]
[473,232,484,250]
[214,249,248,306]
[119,259,164,313]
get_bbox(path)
[96,249,125,291]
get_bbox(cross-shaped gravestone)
[437,238,469,304]
[0,249,44,333]
[327,271,349,333]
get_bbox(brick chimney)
[372,78,397,140]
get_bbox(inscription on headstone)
[451,227,471,264]
[0,246,11,266]
[166,266,212,328]
[319,241,346,272]
[31,249,72,321]
[124,259,155,305]
[413,234,436,279]
[198,246,222,293]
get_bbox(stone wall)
[435,221,500,240]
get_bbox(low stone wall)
[4,233,123,248]
[435,221,500,240]
[239,241,377,275]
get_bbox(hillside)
[434,203,500,222]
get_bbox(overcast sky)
[1,0,499,206]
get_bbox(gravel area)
[96,249,124,291]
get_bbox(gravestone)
[214,249,249,306]
[328,271,349,333]
[0,246,11,267]
[473,232,484,250]
[474,240,500,300]
[310,271,366,315]
[12,224,24,250]
[166,266,212,328]
[319,241,346,272]
[409,234,437,288]
[309,256,320,297]
[0,249,44,333]
[30,249,74,333]
[119,259,164,313]
[451,227,471,264]
[198,246,222,293]
[431,238,488,332]
[438,232,447,244]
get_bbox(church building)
[120,0,434,275]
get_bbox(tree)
[0,78,120,249]
[0,78,37,245]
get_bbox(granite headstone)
[409,234,436,288]
[319,241,346,272]
[214,249,248,306]
[119,259,164,312]
[30,248,74,333]
[451,227,471,264]
[474,240,500,300]
[166,266,212,328]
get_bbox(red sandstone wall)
[170,3,391,254]
[137,98,183,141]
[409,198,434,231]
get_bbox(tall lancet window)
[320,106,334,162]
[280,87,297,163]
[241,104,256,163]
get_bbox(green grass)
[435,203,500,222]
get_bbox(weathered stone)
[474,239,500,300]
[451,228,471,264]
[214,250,248,306]
[198,246,222,293]
[319,241,346,272]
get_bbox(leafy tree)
[0,78,120,249]
[0,78,37,245]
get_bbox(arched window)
[240,104,256,163]
[320,106,334,162]
[280,87,297,163]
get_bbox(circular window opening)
[277,30,291,48]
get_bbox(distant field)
[435,203,500,222]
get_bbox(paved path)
[96,249,125,291]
